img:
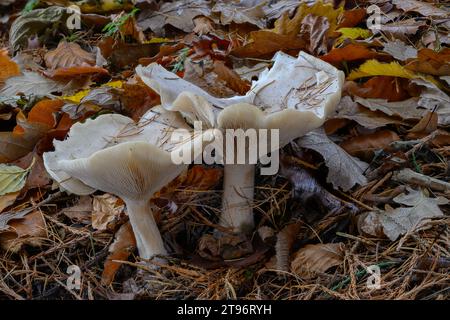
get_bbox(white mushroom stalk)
[44,108,217,259]
[136,51,345,233]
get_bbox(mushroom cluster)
[43,50,344,261]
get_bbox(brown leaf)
[291,243,344,279]
[13,152,51,192]
[230,30,306,59]
[406,111,438,140]
[44,41,95,70]
[213,60,251,95]
[92,194,124,231]
[0,192,19,213]
[405,48,450,76]
[102,221,136,285]
[44,66,109,79]
[340,130,400,161]
[392,0,449,17]
[62,196,93,224]
[0,210,47,252]
[193,16,215,36]
[300,14,329,55]
[337,8,366,28]
[120,77,161,121]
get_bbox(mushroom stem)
[125,200,167,260]
[220,164,255,233]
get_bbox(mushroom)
[44,108,217,259]
[137,51,344,234]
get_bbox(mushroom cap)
[57,141,189,201]
[43,107,191,195]
[136,50,344,123]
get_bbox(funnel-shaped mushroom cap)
[43,107,191,195]
[171,92,216,128]
[57,141,188,201]
[136,51,344,122]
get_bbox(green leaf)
[0,159,34,196]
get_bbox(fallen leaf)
[335,27,372,44]
[44,66,109,79]
[212,0,267,29]
[321,43,379,64]
[0,48,20,85]
[392,0,449,17]
[0,210,47,252]
[137,0,211,35]
[92,194,124,231]
[0,71,84,96]
[337,8,366,28]
[340,130,400,161]
[102,221,136,285]
[382,39,417,61]
[193,16,215,35]
[9,6,68,51]
[230,30,306,59]
[359,188,448,241]
[377,19,426,36]
[296,128,369,191]
[0,192,19,213]
[405,48,450,76]
[13,152,51,192]
[407,111,438,139]
[291,243,344,279]
[62,196,93,224]
[354,97,425,120]
[300,14,330,55]
[45,41,96,69]
[348,60,417,80]
[212,60,251,95]
[0,162,33,196]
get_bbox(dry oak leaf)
[291,243,344,279]
[102,221,136,285]
[0,49,20,85]
[0,210,47,252]
[45,41,96,70]
[359,188,448,241]
[92,194,124,231]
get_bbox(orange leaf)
[101,222,136,285]
[0,49,20,84]
[338,8,367,28]
[14,99,64,133]
[321,44,379,64]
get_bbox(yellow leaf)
[62,81,123,103]
[271,0,344,36]
[348,60,417,80]
[335,27,372,45]
[78,0,134,13]
[0,159,34,196]
[144,38,173,44]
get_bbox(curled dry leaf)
[290,243,344,279]
[0,210,47,252]
[296,128,369,191]
[275,222,302,272]
[102,221,136,285]
[92,194,125,231]
[358,188,448,241]
[45,41,96,70]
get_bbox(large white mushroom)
[43,108,217,259]
[136,51,345,233]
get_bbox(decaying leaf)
[102,221,136,285]
[92,194,125,231]
[382,39,417,62]
[296,128,369,191]
[392,0,449,17]
[359,188,448,241]
[291,243,344,279]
